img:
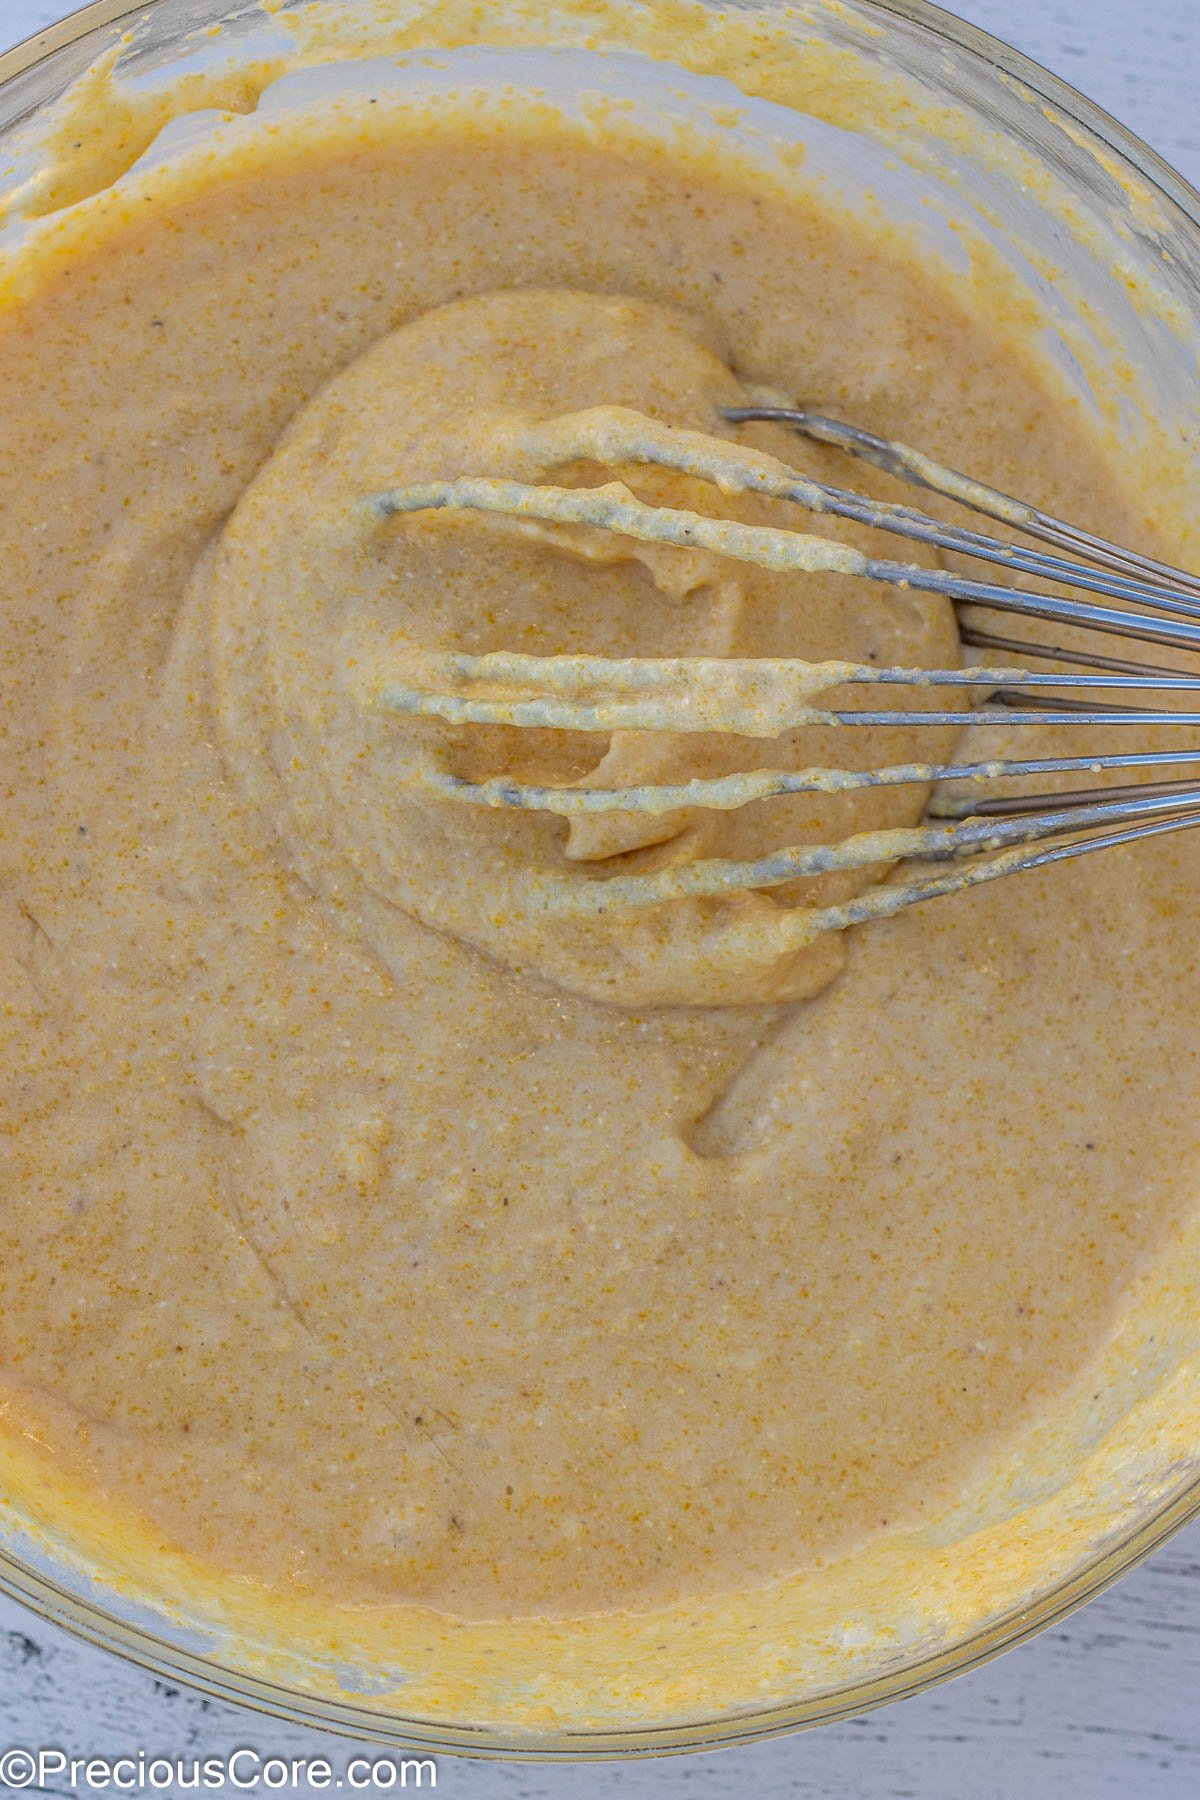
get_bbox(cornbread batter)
[2,0,1200,1733]
[209,285,962,1009]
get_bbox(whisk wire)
[726,404,1200,602]
[368,402,1200,937]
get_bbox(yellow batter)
[2,0,1200,1736]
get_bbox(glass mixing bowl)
[1,0,1200,1759]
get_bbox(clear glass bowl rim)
[1,0,1199,1760]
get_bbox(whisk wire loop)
[366,404,1200,934]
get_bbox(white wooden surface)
[0,0,1198,1792]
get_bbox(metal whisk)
[361,402,1200,940]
